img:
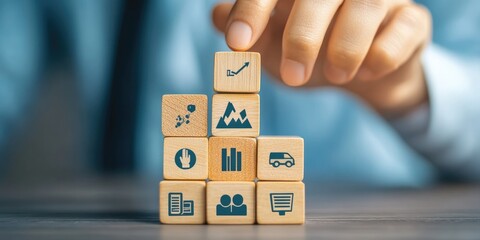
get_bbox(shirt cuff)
[391,44,479,175]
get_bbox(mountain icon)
[216,102,252,129]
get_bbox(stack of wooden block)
[160,52,304,225]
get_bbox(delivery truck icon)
[269,152,295,168]
[168,192,194,216]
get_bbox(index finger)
[225,0,278,50]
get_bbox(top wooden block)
[162,94,208,137]
[214,52,261,93]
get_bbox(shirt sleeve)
[391,44,480,181]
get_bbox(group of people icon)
[216,194,247,216]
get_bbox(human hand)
[180,148,191,169]
[212,0,432,118]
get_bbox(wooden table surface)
[0,177,479,240]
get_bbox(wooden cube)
[211,94,259,137]
[257,136,304,181]
[214,52,261,93]
[163,137,208,180]
[162,94,208,137]
[256,182,305,224]
[208,137,256,181]
[206,181,255,224]
[159,181,206,224]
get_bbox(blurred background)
[0,0,223,184]
[0,0,478,189]
[1,1,479,238]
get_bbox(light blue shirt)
[0,0,479,186]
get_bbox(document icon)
[168,192,194,216]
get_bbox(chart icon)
[221,148,242,172]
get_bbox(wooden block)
[206,181,256,224]
[256,181,305,224]
[214,52,261,93]
[211,94,259,137]
[163,137,208,180]
[208,137,256,181]
[159,181,206,224]
[162,94,208,137]
[257,136,304,181]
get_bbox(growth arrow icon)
[227,62,250,77]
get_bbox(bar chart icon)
[221,148,242,171]
[168,192,194,216]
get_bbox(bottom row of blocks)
[159,181,305,224]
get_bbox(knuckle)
[370,44,400,70]
[397,5,424,28]
[285,35,318,54]
[412,4,432,26]
[349,0,386,11]
[329,45,365,66]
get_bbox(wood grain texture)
[206,181,256,224]
[162,94,208,137]
[209,137,257,181]
[159,181,206,224]
[163,137,208,180]
[257,136,304,181]
[257,182,305,224]
[214,52,261,93]
[211,94,259,137]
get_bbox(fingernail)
[281,59,306,86]
[357,67,373,81]
[324,63,348,84]
[226,21,252,50]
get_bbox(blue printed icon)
[221,148,242,172]
[216,102,252,129]
[168,192,194,216]
[227,62,250,77]
[269,152,295,168]
[216,194,247,216]
[270,193,294,216]
[175,104,196,128]
[174,148,196,170]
